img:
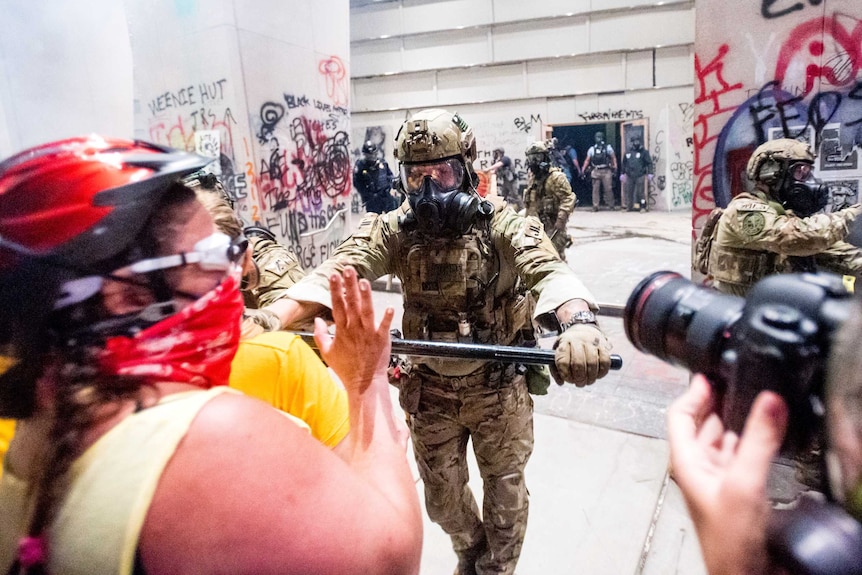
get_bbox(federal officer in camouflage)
[278,109,613,575]
[184,172,306,334]
[704,138,862,296]
[523,140,577,261]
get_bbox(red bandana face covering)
[98,271,244,388]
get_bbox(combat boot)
[453,538,487,575]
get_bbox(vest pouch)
[525,364,551,395]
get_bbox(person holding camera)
[627,270,862,575]
[667,300,862,575]
[701,138,862,296]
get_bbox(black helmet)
[362,141,378,155]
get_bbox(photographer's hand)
[667,376,788,575]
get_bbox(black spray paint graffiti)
[514,114,542,133]
[578,109,644,122]
[749,79,862,148]
[263,201,347,259]
[255,100,351,227]
[761,0,823,20]
[148,79,228,116]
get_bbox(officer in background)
[702,138,862,297]
[582,131,618,211]
[353,140,398,214]
[487,147,522,210]
[277,109,613,575]
[185,174,307,335]
[523,140,577,260]
[547,137,574,186]
[620,135,654,212]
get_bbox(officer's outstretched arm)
[550,299,613,387]
[749,204,862,256]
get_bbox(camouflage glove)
[551,323,612,387]
[555,212,568,231]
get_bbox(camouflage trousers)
[402,364,534,575]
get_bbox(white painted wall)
[350,0,695,211]
[126,0,352,269]
[0,0,134,158]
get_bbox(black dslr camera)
[625,271,862,575]
[624,270,852,453]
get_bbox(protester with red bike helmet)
[0,136,421,575]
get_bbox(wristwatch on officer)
[558,310,598,332]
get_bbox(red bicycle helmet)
[0,135,211,271]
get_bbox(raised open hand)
[313,266,395,394]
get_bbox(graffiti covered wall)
[128,0,351,270]
[694,1,862,234]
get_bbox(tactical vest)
[524,168,562,223]
[400,227,530,347]
[708,242,777,294]
[592,145,610,167]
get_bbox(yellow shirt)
[0,419,13,480]
[228,331,350,448]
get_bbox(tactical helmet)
[361,140,378,155]
[525,141,549,157]
[746,138,816,185]
[394,110,490,236]
[493,147,505,155]
[394,108,477,166]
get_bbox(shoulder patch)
[741,212,766,236]
[353,214,378,241]
[735,201,771,213]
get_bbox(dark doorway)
[551,122,622,207]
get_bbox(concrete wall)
[127,0,352,269]
[350,0,695,211]
[0,0,134,158]
[693,1,862,231]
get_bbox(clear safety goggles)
[52,232,248,310]
[789,162,813,181]
[400,158,465,194]
[120,232,248,275]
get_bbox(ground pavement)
[370,205,806,575]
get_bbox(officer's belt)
[594,165,610,169]
[413,362,517,390]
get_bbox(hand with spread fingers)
[313,265,395,395]
[551,323,613,386]
[667,375,788,575]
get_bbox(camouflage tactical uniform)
[523,167,576,260]
[285,202,598,575]
[707,190,862,296]
[243,234,306,309]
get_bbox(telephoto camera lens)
[623,271,743,378]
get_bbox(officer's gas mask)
[595,132,606,146]
[526,152,550,176]
[776,160,828,217]
[631,137,642,151]
[400,157,485,237]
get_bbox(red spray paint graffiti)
[319,56,349,107]
[693,44,744,229]
[774,15,862,98]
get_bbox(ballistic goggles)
[400,158,465,194]
[789,162,813,181]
